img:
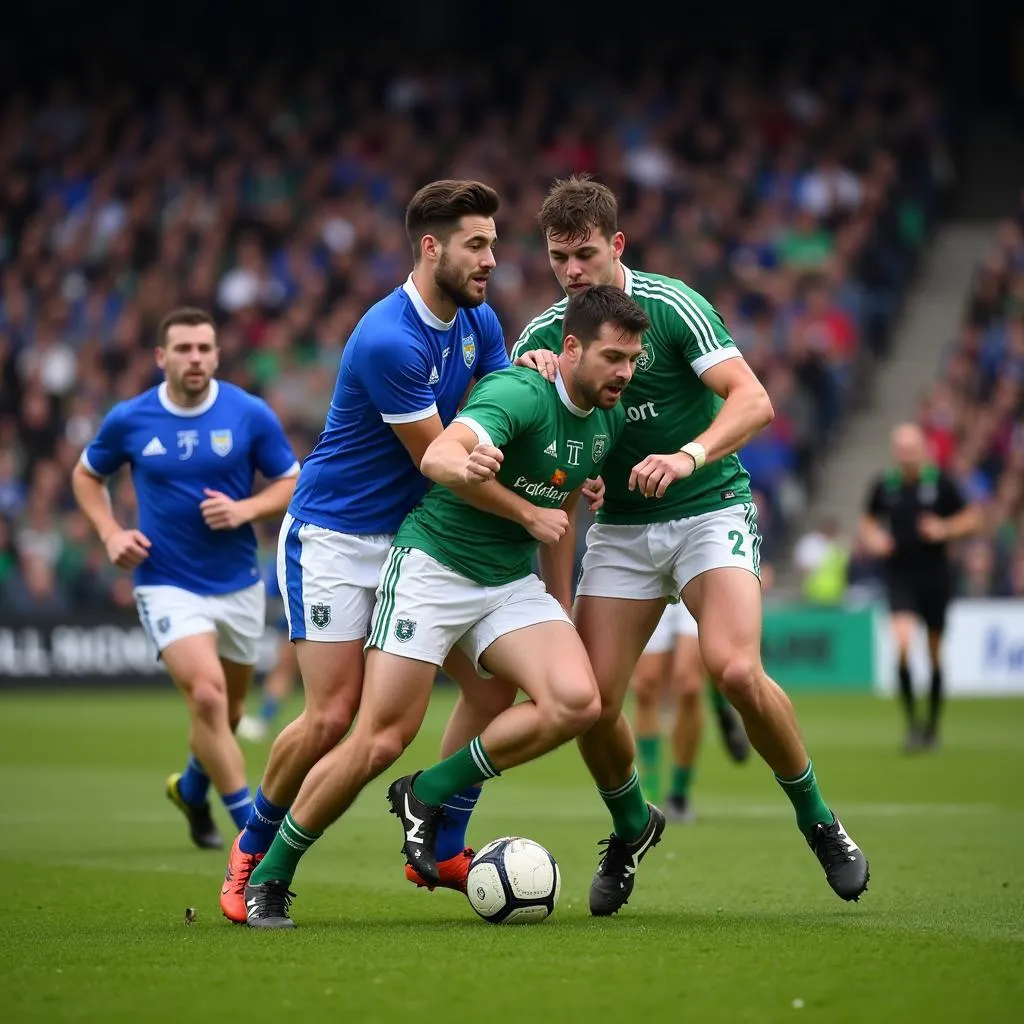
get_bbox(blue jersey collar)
[158,379,220,417]
[402,275,457,331]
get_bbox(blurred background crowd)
[0,24,1014,614]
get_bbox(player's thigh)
[220,657,254,709]
[917,574,951,641]
[160,633,226,702]
[278,513,389,644]
[444,646,518,721]
[684,567,763,678]
[632,650,670,703]
[575,595,666,714]
[358,647,436,745]
[294,637,366,723]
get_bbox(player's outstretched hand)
[200,488,252,530]
[463,444,503,484]
[582,475,605,511]
[105,528,151,569]
[629,452,695,499]
[515,349,558,382]
[917,513,948,543]
[524,507,570,545]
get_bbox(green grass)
[1,689,1022,1023]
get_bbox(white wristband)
[680,441,706,470]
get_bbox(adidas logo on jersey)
[142,437,167,456]
[428,365,440,385]
[543,440,557,457]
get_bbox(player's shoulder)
[214,379,266,409]
[350,288,424,354]
[102,385,161,424]
[474,365,547,395]
[631,268,712,310]
[511,297,568,354]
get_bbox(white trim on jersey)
[381,403,439,425]
[269,460,301,479]
[78,451,106,479]
[555,371,592,417]
[691,346,742,378]
[402,276,456,331]
[453,415,493,447]
[157,379,220,417]
[621,264,635,295]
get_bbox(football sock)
[670,765,694,800]
[221,786,253,831]
[249,812,321,887]
[239,786,288,855]
[435,786,482,861]
[259,694,281,725]
[708,681,730,713]
[598,767,651,842]
[177,755,211,805]
[928,666,944,734]
[413,739,500,805]
[636,735,662,802]
[775,761,833,836]
[897,658,916,726]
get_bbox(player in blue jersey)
[71,307,299,851]
[222,179,579,923]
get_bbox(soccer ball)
[465,836,561,924]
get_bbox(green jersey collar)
[555,371,593,418]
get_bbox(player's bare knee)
[678,688,701,714]
[712,657,761,709]
[364,726,409,779]
[189,674,229,723]
[305,703,356,755]
[547,678,601,739]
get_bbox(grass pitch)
[1,688,1021,1023]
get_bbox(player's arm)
[71,457,152,570]
[421,422,569,544]
[630,355,774,498]
[858,479,895,557]
[536,487,581,613]
[919,475,984,542]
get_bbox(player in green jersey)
[432,175,868,916]
[239,285,651,925]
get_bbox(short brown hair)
[563,284,649,345]
[405,180,500,260]
[538,174,618,245]
[157,307,216,348]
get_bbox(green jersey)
[395,367,624,586]
[510,265,752,525]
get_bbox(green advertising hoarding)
[760,606,875,691]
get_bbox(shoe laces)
[596,835,630,876]
[811,822,855,871]
[256,881,295,918]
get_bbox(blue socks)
[259,695,281,725]
[177,755,211,805]
[238,786,289,854]
[435,785,481,861]
[221,786,253,831]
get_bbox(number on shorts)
[727,529,746,557]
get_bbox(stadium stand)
[0,42,955,610]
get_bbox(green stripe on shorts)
[370,547,409,649]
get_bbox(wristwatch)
[680,441,706,471]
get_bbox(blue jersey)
[82,380,298,596]
[289,277,509,534]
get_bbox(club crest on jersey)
[592,434,608,462]
[461,333,476,368]
[210,429,233,457]
[550,468,567,486]
[635,343,655,372]
[310,603,331,629]
[157,617,171,634]
[395,618,416,643]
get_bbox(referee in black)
[859,423,982,751]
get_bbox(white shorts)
[577,504,761,602]
[278,512,393,642]
[643,601,699,655]
[367,546,571,671]
[134,582,266,666]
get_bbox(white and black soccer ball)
[465,836,561,924]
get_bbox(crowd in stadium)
[0,45,962,612]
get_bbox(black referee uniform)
[863,464,966,743]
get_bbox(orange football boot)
[405,848,474,893]
[220,832,264,923]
